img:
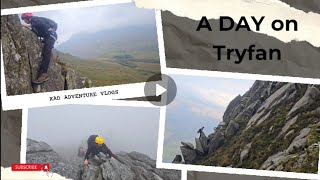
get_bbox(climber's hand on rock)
[22,24,30,29]
[84,159,89,165]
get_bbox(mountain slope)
[1,15,91,96]
[27,139,181,180]
[176,81,320,174]
[57,25,159,59]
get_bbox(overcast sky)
[163,74,254,162]
[28,105,160,159]
[20,2,156,44]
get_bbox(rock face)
[26,139,180,180]
[80,151,180,180]
[1,102,22,167]
[26,139,80,180]
[174,81,320,174]
[1,15,91,96]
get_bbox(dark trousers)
[38,33,57,75]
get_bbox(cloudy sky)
[20,2,156,44]
[163,75,254,162]
[28,105,160,159]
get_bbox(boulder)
[208,132,225,155]
[277,115,299,138]
[180,146,197,164]
[286,128,311,154]
[172,155,182,164]
[225,120,240,138]
[287,86,320,118]
[199,131,208,153]
[240,143,252,164]
[195,138,205,154]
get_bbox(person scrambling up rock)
[83,135,121,165]
[21,13,58,84]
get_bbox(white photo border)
[1,0,163,111]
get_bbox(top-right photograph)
[160,0,320,79]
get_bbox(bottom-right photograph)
[163,74,319,176]
[187,171,306,180]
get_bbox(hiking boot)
[33,73,49,84]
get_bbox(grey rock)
[223,95,242,123]
[287,86,320,118]
[181,141,194,149]
[277,115,299,138]
[284,130,295,139]
[240,143,252,164]
[199,131,208,153]
[172,155,182,164]
[27,140,53,153]
[195,138,205,154]
[180,146,197,164]
[1,15,90,96]
[208,132,225,155]
[26,139,180,180]
[246,83,292,129]
[225,120,240,138]
[286,128,311,154]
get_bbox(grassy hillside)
[57,52,160,87]
[197,85,319,173]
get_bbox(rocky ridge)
[1,15,92,96]
[27,139,181,180]
[174,81,320,173]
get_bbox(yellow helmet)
[95,136,104,145]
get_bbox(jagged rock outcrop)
[27,139,180,180]
[1,15,91,96]
[1,102,22,167]
[174,81,320,174]
[80,151,180,180]
[26,139,80,180]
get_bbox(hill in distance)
[54,24,161,87]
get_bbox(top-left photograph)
[1,1,162,110]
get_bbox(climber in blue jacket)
[21,13,58,84]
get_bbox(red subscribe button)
[11,164,50,171]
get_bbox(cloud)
[190,105,223,121]
[194,87,238,108]
[28,3,156,44]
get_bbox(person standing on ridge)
[83,135,122,165]
[21,13,58,84]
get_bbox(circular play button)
[144,74,177,106]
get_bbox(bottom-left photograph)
[25,104,180,180]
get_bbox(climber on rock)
[83,135,122,165]
[21,13,58,84]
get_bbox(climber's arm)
[101,144,116,158]
[21,24,31,29]
[84,147,92,161]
